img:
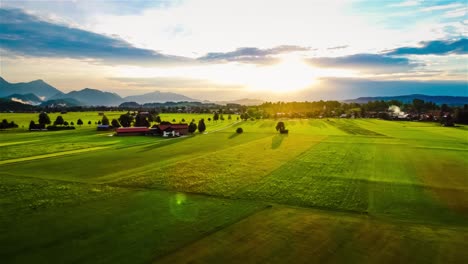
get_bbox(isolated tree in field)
[101,115,110,126]
[111,119,121,128]
[155,115,161,123]
[198,118,206,133]
[63,121,69,126]
[29,120,37,130]
[188,122,197,133]
[54,116,64,126]
[181,118,185,123]
[220,114,225,121]
[228,114,232,120]
[172,118,176,122]
[98,120,102,125]
[38,112,51,127]
[276,122,289,134]
[88,120,92,125]
[119,113,134,127]
[208,117,211,122]
[77,119,83,126]
[275,122,284,131]
[236,127,243,134]
[213,112,219,122]
[70,121,74,126]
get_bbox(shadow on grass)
[138,136,192,152]
[228,133,241,139]
[271,134,287,149]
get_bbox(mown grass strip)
[0,146,110,165]
[0,140,41,147]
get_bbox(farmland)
[0,112,467,263]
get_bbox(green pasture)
[0,114,467,263]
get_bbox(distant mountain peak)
[0,76,62,99]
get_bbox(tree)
[198,119,206,133]
[119,113,134,127]
[135,114,150,127]
[63,121,69,126]
[276,122,285,132]
[97,120,102,125]
[77,119,83,126]
[155,115,161,123]
[54,115,64,126]
[188,122,197,133]
[70,121,74,126]
[172,118,176,122]
[111,119,121,128]
[213,112,219,122]
[102,115,110,126]
[29,120,37,130]
[38,112,51,128]
[236,127,243,134]
[208,117,211,122]
[181,118,186,123]
[88,121,92,125]
[228,114,232,120]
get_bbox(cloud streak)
[0,8,191,66]
[385,38,467,55]
[198,45,310,64]
[308,54,420,73]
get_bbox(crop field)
[0,113,467,263]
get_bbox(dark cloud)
[327,45,349,50]
[385,38,468,55]
[309,53,420,73]
[0,8,191,65]
[198,45,310,64]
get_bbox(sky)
[0,0,467,101]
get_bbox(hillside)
[51,88,123,106]
[123,91,198,104]
[2,93,43,105]
[0,77,63,99]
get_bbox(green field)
[1,113,467,263]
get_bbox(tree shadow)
[228,133,240,139]
[271,134,287,149]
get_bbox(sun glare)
[246,55,318,93]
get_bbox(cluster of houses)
[98,123,189,137]
[117,123,189,137]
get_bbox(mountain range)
[0,77,62,99]
[1,77,467,107]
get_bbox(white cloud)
[421,3,463,12]
[443,7,467,18]
[389,0,422,7]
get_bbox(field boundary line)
[0,146,110,165]
[0,140,41,147]
[203,121,242,134]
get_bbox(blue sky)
[0,0,466,100]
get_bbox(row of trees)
[0,119,18,129]
[248,100,468,124]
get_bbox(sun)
[246,55,318,93]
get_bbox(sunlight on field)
[0,115,467,263]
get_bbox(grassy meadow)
[0,112,467,263]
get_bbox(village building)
[116,127,150,136]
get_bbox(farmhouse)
[158,123,189,137]
[116,127,150,136]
